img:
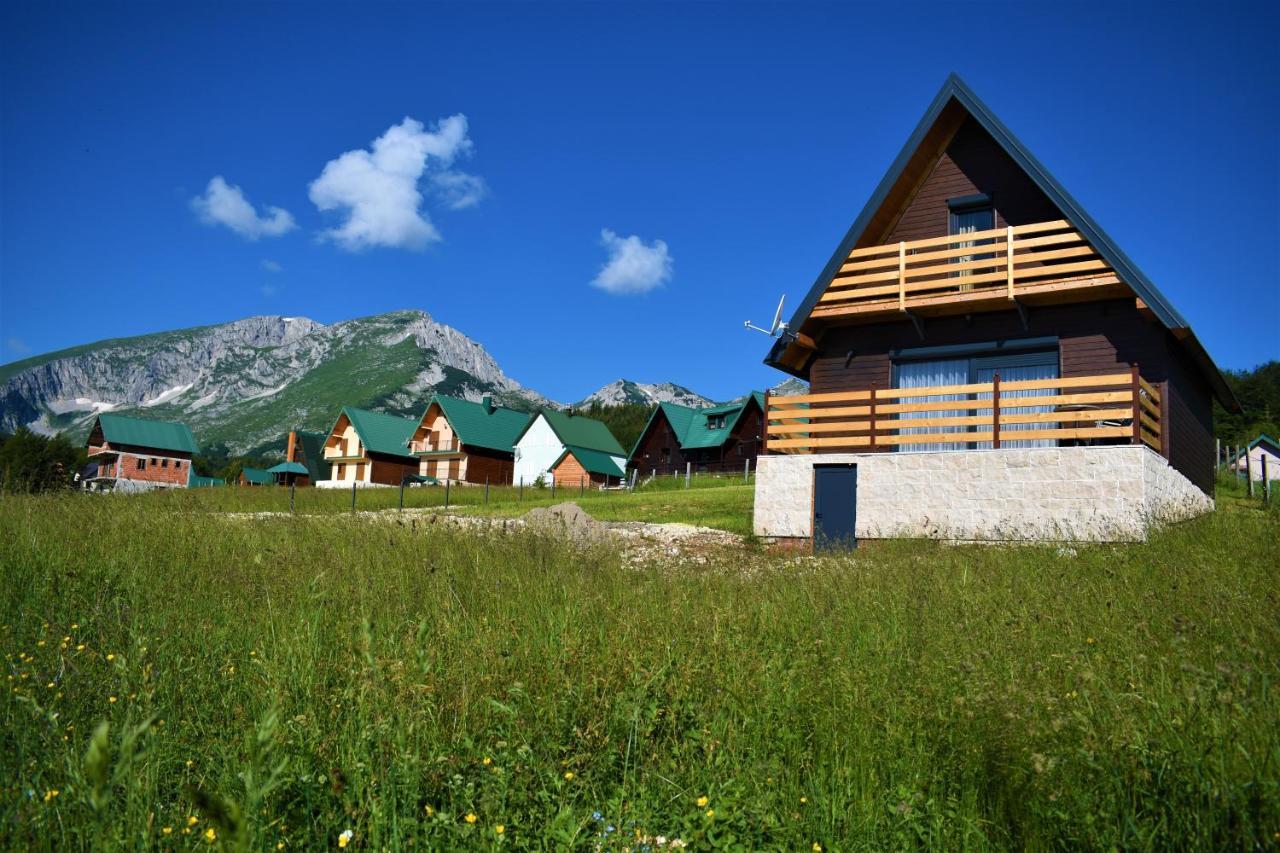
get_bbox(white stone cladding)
[754,446,1212,543]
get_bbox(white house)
[512,409,627,487]
[1229,435,1280,481]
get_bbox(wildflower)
[338,829,353,848]
[106,654,115,662]
[46,682,55,689]
[43,789,59,803]
[71,623,79,629]
[423,805,434,817]
[277,844,284,850]
[188,815,200,826]
[186,759,195,769]
[592,812,603,821]
[563,771,574,780]
[37,640,45,647]
[655,837,667,846]
[76,644,85,651]
[162,827,173,835]
[695,795,709,808]
[812,844,823,852]
[465,813,477,824]
[108,696,117,704]
[63,636,71,643]
[705,809,715,819]
[482,757,492,766]
[494,825,505,835]
[205,827,216,842]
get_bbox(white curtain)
[973,362,1058,449]
[895,358,969,453]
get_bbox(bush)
[0,427,82,493]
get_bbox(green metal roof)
[187,473,224,488]
[94,413,199,455]
[519,409,626,457]
[424,395,533,453]
[554,444,626,478]
[293,431,331,482]
[628,392,765,459]
[330,407,419,460]
[240,466,273,485]
[266,461,308,475]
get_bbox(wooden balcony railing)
[814,220,1120,319]
[766,367,1161,454]
[410,439,460,454]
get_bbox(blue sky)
[1,2,1276,403]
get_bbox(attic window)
[707,415,727,430]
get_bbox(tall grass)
[1,487,1277,849]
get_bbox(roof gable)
[554,444,626,478]
[93,413,199,455]
[518,409,626,456]
[332,407,419,459]
[766,73,1237,410]
[428,395,532,453]
[629,393,765,458]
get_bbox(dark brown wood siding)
[628,398,766,475]
[463,445,516,485]
[810,299,1212,492]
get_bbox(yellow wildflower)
[812,844,822,852]
[495,824,505,835]
[43,789,59,803]
[696,795,709,808]
[106,654,115,662]
[563,771,574,780]
[108,696,117,704]
[482,757,492,766]
[186,759,195,769]
[188,815,200,826]
[76,644,85,651]
[46,682,55,689]
[705,809,715,819]
[162,827,172,835]
[424,804,435,817]
[338,829,353,847]
[37,640,45,647]
[465,813,478,824]
[800,796,808,804]
[205,827,216,842]
[71,623,79,629]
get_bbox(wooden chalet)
[84,413,199,491]
[238,467,272,487]
[754,75,1240,546]
[406,395,532,485]
[629,392,766,476]
[513,408,627,488]
[268,430,331,486]
[319,407,419,488]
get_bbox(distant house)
[513,409,627,488]
[407,395,532,485]
[629,392,766,476]
[1229,435,1280,481]
[238,467,273,487]
[84,413,199,491]
[268,430,331,486]
[319,407,419,488]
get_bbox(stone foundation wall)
[754,446,1212,543]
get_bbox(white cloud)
[6,337,30,355]
[261,259,283,273]
[191,176,295,240]
[259,283,279,298]
[308,115,482,251]
[590,230,673,295]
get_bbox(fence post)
[289,481,295,514]
[399,477,405,510]
[351,481,357,512]
[1130,364,1141,445]
[1246,446,1254,498]
[685,461,691,489]
[519,477,523,501]
[445,479,450,509]
[743,457,750,483]
[992,372,1001,450]
[485,476,489,505]
[1216,438,1221,471]
[551,476,555,499]
[1235,446,1242,485]
[1263,454,1270,504]
[580,476,584,498]
[869,383,877,450]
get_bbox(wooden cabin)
[407,395,532,485]
[319,407,419,488]
[755,75,1240,547]
[238,467,272,487]
[513,409,627,488]
[629,392,766,476]
[84,413,199,491]
[269,430,330,486]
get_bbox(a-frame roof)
[766,73,1238,410]
[513,409,627,457]
[627,392,766,461]
[327,406,419,460]
[419,395,533,454]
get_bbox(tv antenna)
[744,294,789,338]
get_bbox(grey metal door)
[813,465,857,551]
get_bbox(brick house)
[84,413,199,490]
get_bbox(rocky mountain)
[769,377,809,397]
[577,379,713,409]
[0,310,550,455]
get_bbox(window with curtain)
[950,205,995,291]
[893,348,1059,452]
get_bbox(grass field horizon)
[2,478,1277,849]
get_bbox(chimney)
[286,430,298,462]
[481,395,495,414]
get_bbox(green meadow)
[2,477,1277,850]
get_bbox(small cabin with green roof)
[319,406,420,488]
[629,392,766,476]
[512,408,627,488]
[407,394,533,485]
[85,413,199,490]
